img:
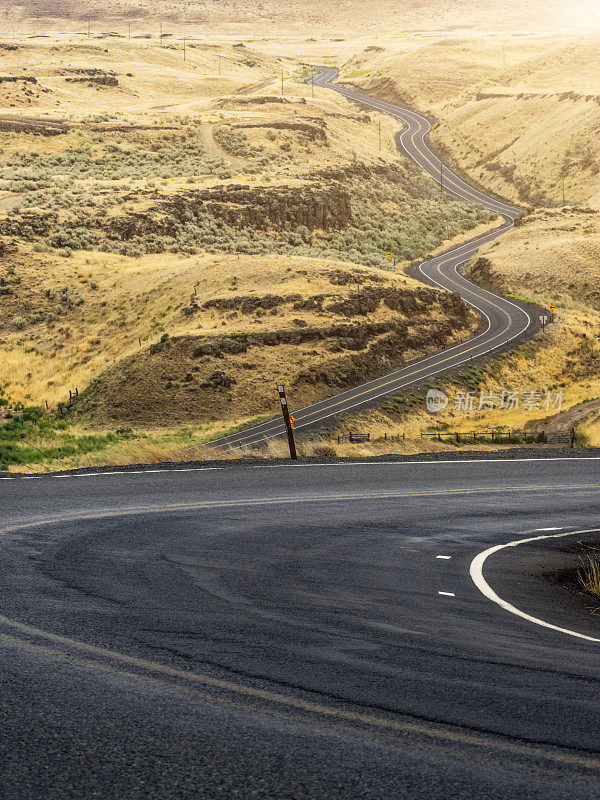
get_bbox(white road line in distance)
[3,454,600,481]
[470,528,600,643]
[436,555,452,560]
[438,591,456,597]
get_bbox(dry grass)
[579,557,600,599]
[0,249,477,409]
[0,38,486,416]
[475,209,600,309]
[5,421,487,474]
[328,207,600,448]
[345,34,600,208]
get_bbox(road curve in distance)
[210,68,533,449]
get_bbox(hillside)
[325,207,600,454]
[73,256,476,427]
[342,34,600,209]
[0,36,489,441]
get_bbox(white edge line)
[250,456,600,469]
[469,528,600,643]
[438,591,456,596]
[3,455,600,480]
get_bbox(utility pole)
[277,385,298,460]
[281,68,284,96]
[183,37,186,62]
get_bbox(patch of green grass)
[344,69,371,79]
[291,66,319,84]
[0,395,123,471]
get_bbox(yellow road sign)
[549,305,556,314]
[386,252,392,260]
[289,415,295,429]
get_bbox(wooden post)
[277,385,297,460]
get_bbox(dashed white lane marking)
[436,555,452,560]
[470,528,600,643]
[438,591,456,597]
[534,527,564,532]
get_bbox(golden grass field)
[342,34,600,209]
[0,35,484,414]
[331,208,600,452]
[1,2,600,469]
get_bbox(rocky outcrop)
[0,76,37,84]
[326,286,468,318]
[466,257,503,292]
[202,294,284,313]
[164,184,352,232]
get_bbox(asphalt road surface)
[212,67,534,450]
[2,456,600,798]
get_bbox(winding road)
[212,67,534,449]
[1,456,600,798]
[2,69,598,800]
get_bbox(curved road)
[1,456,600,797]
[212,67,533,449]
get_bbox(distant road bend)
[212,66,533,448]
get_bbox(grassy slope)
[342,34,600,209]
[327,210,600,454]
[0,35,494,469]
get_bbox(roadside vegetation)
[1,27,599,469]
[579,558,600,600]
[0,128,492,263]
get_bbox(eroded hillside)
[0,37,488,435]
